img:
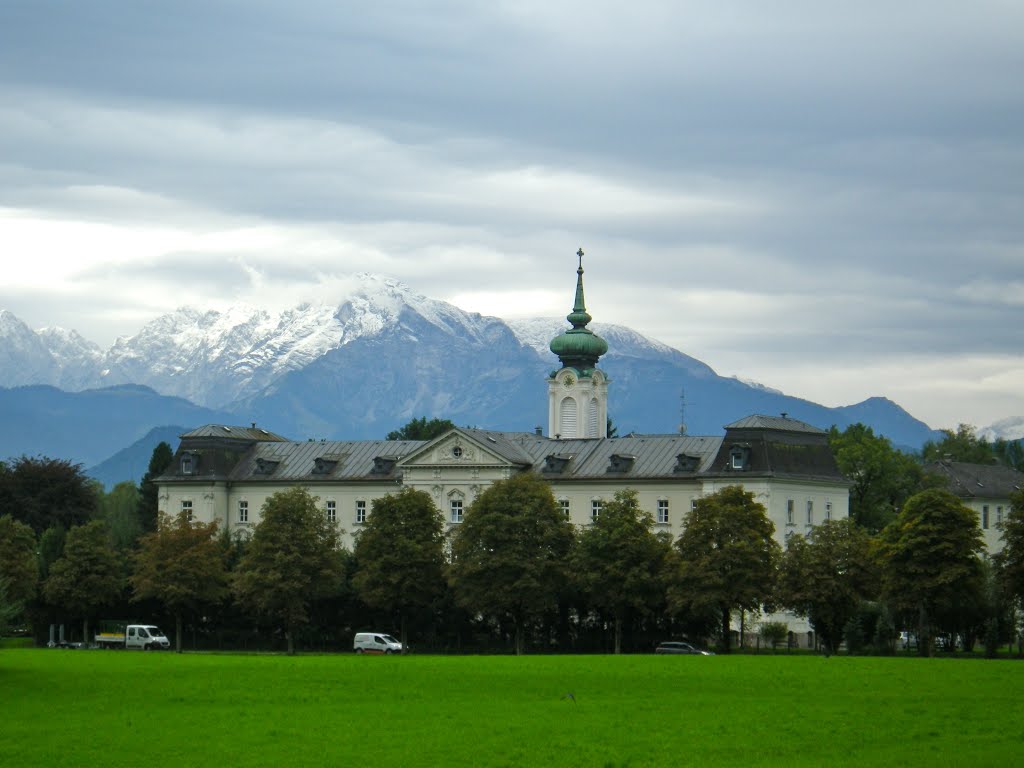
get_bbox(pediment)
[398,430,515,469]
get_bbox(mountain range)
[4,272,1008,488]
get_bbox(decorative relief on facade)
[431,484,442,499]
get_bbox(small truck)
[94,623,171,650]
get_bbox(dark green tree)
[572,489,671,653]
[922,424,997,465]
[42,520,123,643]
[778,518,879,653]
[99,481,143,551]
[0,456,99,535]
[0,578,21,637]
[386,417,457,441]
[995,490,1024,605]
[449,472,575,655]
[669,485,780,653]
[877,488,985,656]
[232,487,344,655]
[138,442,174,533]
[0,515,38,607]
[352,488,446,647]
[992,438,1024,471]
[828,424,924,533]
[131,510,229,653]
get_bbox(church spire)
[549,248,608,371]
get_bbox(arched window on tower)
[560,397,577,438]
[587,398,599,438]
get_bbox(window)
[786,500,795,525]
[326,500,336,524]
[559,499,570,520]
[181,499,193,522]
[560,397,577,438]
[238,500,248,523]
[997,506,1004,526]
[657,499,669,525]
[806,500,814,526]
[825,501,833,521]
[982,505,989,530]
[181,455,193,475]
[690,498,698,512]
[591,499,603,521]
[450,499,464,524]
[355,500,367,524]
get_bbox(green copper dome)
[549,251,608,371]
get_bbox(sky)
[2,1,1022,432]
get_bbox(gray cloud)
[1,1,1022,429]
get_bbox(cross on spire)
[577,247,584,270]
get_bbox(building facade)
[156,256,852,645]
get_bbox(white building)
[157,256,851,645]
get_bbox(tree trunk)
[614,615,622,654]
[83,617,90,646]
[514,622,524,656]
[721,607,731,653]
[175,613,183,653]
[400,613,407,650]
[286,627,295,656]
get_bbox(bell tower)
[548,249,609,439]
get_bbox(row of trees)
[4,464,1022,656]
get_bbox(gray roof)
[180,424,289,441]
[230,439,423,481]
[724,415,826,434]
[926,460,1024,500]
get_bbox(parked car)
[655,641,714,656]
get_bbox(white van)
[353,632,403,654]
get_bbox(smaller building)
[925,460,1024,553]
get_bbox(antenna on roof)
[679,387,687,435]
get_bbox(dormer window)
[728,445,750,471]
[312,457,339,476]
[371,456,398,475]
[254,458,279,475]
[180,453,197,476]
[607,454,636,473]
[674,453,700,473]
[543,454,572,474]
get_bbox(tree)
[232,487,344,655]
[131,510,229,653]
[42,521,123,643]
[449,472,575,655]
[0,515,38,607]
[995,490,1024,605]
[0,578,21,637]
[669,485,780,653]
[351,488,446,647]
[386,417,457,441]
[0,456,99,535]
[877,488,985,656]
[573,489,671,653]
[828,424,924,533]
[922,424,997,465]
[99,481,143,551]
[138,442,174,533]
[778,519,879,653]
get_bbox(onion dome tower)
[548,249,609,439]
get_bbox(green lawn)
[3,649,1021,767]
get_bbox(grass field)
[4,649,1022,767]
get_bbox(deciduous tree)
[42,521,123,643]
[138,442,174,533]
[0,515,38,606]
[995,490,1024,604]
[352,488,446,647]
[0,456,98,535]
[132,511,228,653]
[232,487,344,655]
[828,424,923,533]
[778,519,879,653]
[669,485,780,653]
[386,417,457,441]
[449,473,575,655]
[572,489,671,653]
[877,488,985,656]
[99,481,143,551]
[922,424,997,465]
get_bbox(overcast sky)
[2,1,1022,431]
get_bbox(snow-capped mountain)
[0,272,957,474]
